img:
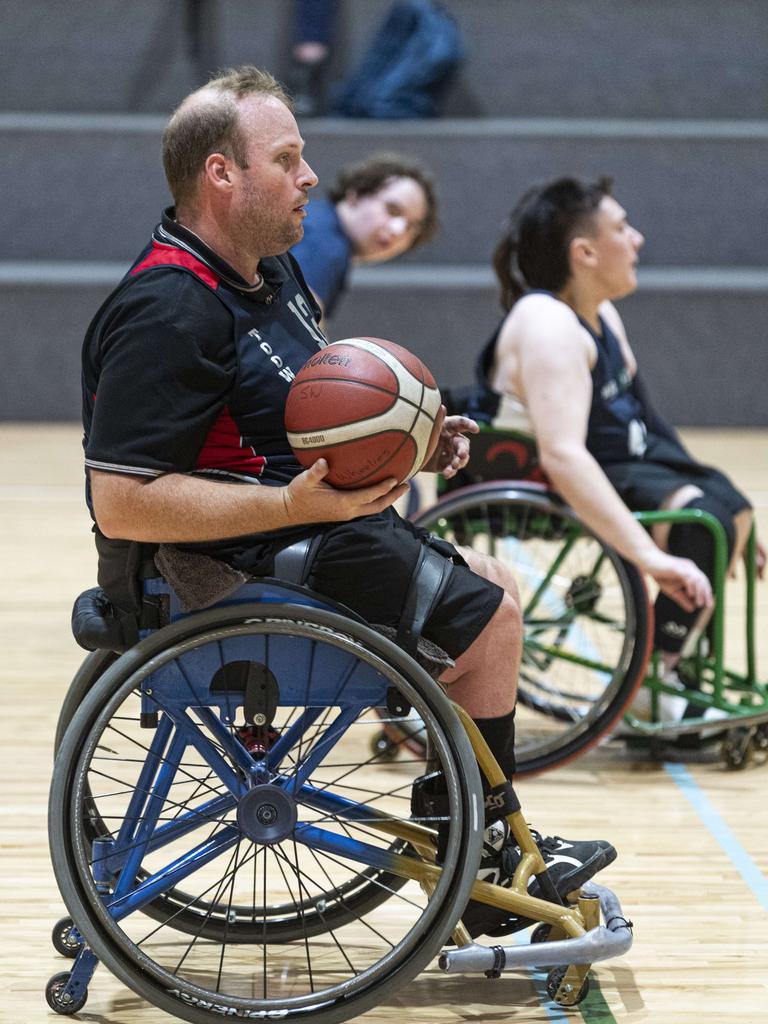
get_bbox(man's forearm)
[91,470,295,543]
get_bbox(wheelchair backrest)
[440,426,549,495]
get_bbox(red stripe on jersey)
[197,406,266,477]
[131,241,220,289]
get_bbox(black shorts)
[228,508,503,660]
[302,509,504,660]
[602,435,751,516]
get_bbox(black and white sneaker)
[410,772,616,940]
[462,818,616,939]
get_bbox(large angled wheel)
[415,483,651,774]
[50,603,483,1024]
[54,644,422,944]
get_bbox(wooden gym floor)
[1,424,766,1024]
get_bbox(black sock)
[473,708,516,792]
[413,709,518,862]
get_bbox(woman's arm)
[495,305,711,610]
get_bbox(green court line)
[579,974,619,1024]
[514,931,619,1022]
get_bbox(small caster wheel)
[722,729,753,770]
[45,972,88,1015]
[545,965,590,1005]
[52,917,81,958]
[531,923,551,943]
[370,730,399,762]
[752,725,768,752]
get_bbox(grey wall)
[1,0,767,424]
[3,0,766,118]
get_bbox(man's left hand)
[421,410,479,478]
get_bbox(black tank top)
[470,293,648,464]
[578,314,648,463]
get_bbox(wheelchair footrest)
[627,706,768,739]
[438,881,633,974]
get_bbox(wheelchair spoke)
[133,826,248,946]
[172,839,245,974]
[302,840,426,917]
[273,842,397,950]
[274,844,317,991]
[215,837,245,993]
[101,721,229,803]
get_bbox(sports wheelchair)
[47,542,632,1022]
[379,428,768,775]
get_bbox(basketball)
[284,337,444,489]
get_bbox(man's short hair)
[162,66,293,207]
[328,153,439,248]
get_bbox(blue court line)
[664,762,768,911]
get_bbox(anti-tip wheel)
[752,724,768,752]
[51,917,81,958]
[722,729,754,770]
[545,965,590,1005]
[45,972,88,1015]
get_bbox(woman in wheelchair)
[458,175,763,725]
[50,69,626,1020]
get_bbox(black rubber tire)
[54,649,118,753]
[415,483,652,775]
[45,972,88,1014]
[51,916,81,959]
[546,965,590,1004]
[50,602,484,1024]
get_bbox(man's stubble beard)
[238,182,304,258]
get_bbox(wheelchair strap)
[397,543,454,656]
[273,534,324,586]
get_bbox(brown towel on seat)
[155,545,249,612]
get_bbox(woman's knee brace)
[666,494,736,575]
[654,495,735,653]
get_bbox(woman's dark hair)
[492,176,613,310]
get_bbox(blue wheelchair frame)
[48,575,633,1021]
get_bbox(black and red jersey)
[83,208,326,497]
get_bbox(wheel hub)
[236,784,297,844]
[565,574,602,612]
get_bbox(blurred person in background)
[290,153,438,320]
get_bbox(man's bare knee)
[455,544,521,604]
[440,592,521,715]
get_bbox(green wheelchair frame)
[623,512,767,765]
[405,425,767,774]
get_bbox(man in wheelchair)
[78,68,616,943]
[453,175,763,726]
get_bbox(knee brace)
[666,494,736,577]
[655,495,735,653]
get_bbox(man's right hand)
[640,550,713,612]
[282,459,409,524]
